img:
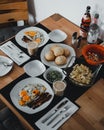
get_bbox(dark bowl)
[65,56,101,87]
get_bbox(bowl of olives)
[43,66,65,83]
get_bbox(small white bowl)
[49,29,67,42]
[43,66,65,83]
[23,60,46,77]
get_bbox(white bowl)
[43,66,65,83]
[23,60,46,77]
[49,29,67,42]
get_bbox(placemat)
[0,23,104,130]
[1,64,103,130]
[11,23,52,66]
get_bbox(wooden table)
[0,13,104,130]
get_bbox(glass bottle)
[79,6,91,38]
[87,13,99,44]
[99,21,104,41]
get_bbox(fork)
[52,112,70,128]
[47,105,70,126]
[7,45,23,58]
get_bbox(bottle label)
[80,30,87,38]
[87,32,99,43]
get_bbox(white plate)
[10,77,54,114]
[49,29,67,42]
[40,43,76,68]
[0,56,13,77]
[23,60,46,77]
[15,27,49,48]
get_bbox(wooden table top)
[0,13,104,130]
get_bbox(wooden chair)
[0,0,30,43]
[0,0,28,26]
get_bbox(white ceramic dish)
[43,66,65,84]
[40,43,76,68]
[0,56,13,77]
[10,77,54,114]
[15,27,49,48]
[49,29,67,42]
[23,60,46,77]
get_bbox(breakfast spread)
[22,30,44,45]
[18,84,52,109]
[45,45,70,65]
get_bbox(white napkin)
[0,41,30,65]
[35,97,79,130]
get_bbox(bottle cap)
[87,6,91,10]
[94,13,99,19]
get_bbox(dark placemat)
[10,23,52,67]
[0,23,104,130]
[1,62,103,130]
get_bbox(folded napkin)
[35,97,79,130]
[0,41,30,66]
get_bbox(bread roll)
[64,48,70,57]
[55,55,67,65]
[50,44,59,52]
[45,50,55,61]
[53,46,64,56]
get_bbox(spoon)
[91,64,102,83]
[0,62,13,67]
[62,56,76,75]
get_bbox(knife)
[41,99,68,123]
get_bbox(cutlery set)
[41,100,68,123]
[35,97,79,130]
[47,105,70,126]
[0,41,30,65]
[7,44,24,58]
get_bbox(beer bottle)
[80,6,91,38]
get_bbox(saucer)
[49,29,67,42]
[23,60,46,77]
